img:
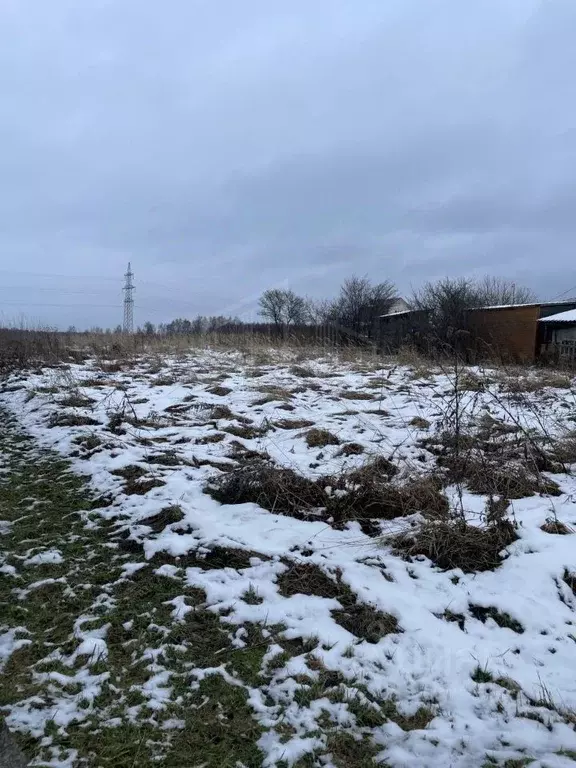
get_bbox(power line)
[0,301,122,308]
[550,284,576,301]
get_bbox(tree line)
[75,273,536,343]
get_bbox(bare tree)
[477,276,536,306]
[258,289,309,332]
[306,297,333,325]
[412,277,482,349]
[330,275,396,339]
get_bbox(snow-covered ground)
[2,348,576,767]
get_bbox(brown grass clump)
[123,477,166,496]
[340,390,374,401]
[206,384,233,396]
[326,466,448,526]
[337,443,365,456]
[59,394,96,407]
[541,518,572,535]
[148,451,183,466]
[195,432,226,445]
[111,464,147,481]
[409,417,431,429]
[140,505,185,533]
[440,454,561,498]
[224,424,267,440]
[205,461,327,518]
[332,603,400,643]
[273,418,315,430]
[305,428,340,447]
[111,464,166,495]
[502,372,573,393]
[210,404,234,420]
[550,435,576,467]
[393,517,517,573]
[48,413,99,428]
[290,364,315,378]
[277,563,343,599]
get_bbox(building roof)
[476,299,576,311]
[539,308,576,323]
[380,299,576,319]
[380,308,416,318]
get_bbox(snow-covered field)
[2,348,576,767]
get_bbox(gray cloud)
[0,0,574,327]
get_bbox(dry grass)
[140,505,185,533]
[540,518,572,535]
[501,371,573,393]
[224,424,267,440]
[48,412,99,428]
[205,461,327,518]
[326,467,448,527]
[340,390,375,401]
[289,364,315,378]
[337,442,365,456]
[409,416,431,429]
[195,432,226,445]
[305,428,340,447]
[392,517,517,572]
[332,603,400,643]
[440,454,561,498]
[205,456,446,533]
[273,418,315,430]
[277,563,344,600]
[206,384,233,396]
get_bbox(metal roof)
[539,308,576,323]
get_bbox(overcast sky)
[1,0,575,329]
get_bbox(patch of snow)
[3,351,576,766]
[24,549,63,566]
